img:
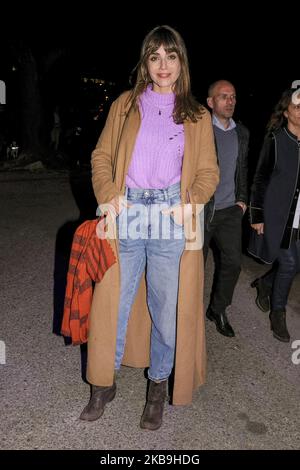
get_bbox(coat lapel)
[181,121,194,203]
[114,105,141,193]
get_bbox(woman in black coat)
[249,87,300,342]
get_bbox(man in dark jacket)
[204,80,249,337]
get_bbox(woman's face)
[147,45,181,94]
[284,102,300,128]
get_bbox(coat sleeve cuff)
[249,204,264,224]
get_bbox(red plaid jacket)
[61,219,116,345]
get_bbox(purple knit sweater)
[126,86,184,189]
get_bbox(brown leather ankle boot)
[80,382,116,421]
[140,379,167,431]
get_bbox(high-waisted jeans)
[115,182,185,381]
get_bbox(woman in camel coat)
[80,25,219,430]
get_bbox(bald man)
[204,80,249,337]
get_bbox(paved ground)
[0,169,299,450]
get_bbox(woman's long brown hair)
[267,89,293,132]
[127,25,204,123]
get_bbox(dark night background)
[0,6,298,179]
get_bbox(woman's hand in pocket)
[161,203,193,226]
[99,195,131,218]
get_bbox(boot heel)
[108,388,116,402]
[251,278,270,312]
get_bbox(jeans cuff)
[148,373,169,383]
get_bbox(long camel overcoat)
[87,91,219,405]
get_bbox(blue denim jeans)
[262,238,300,311]
[115,182,185,381]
